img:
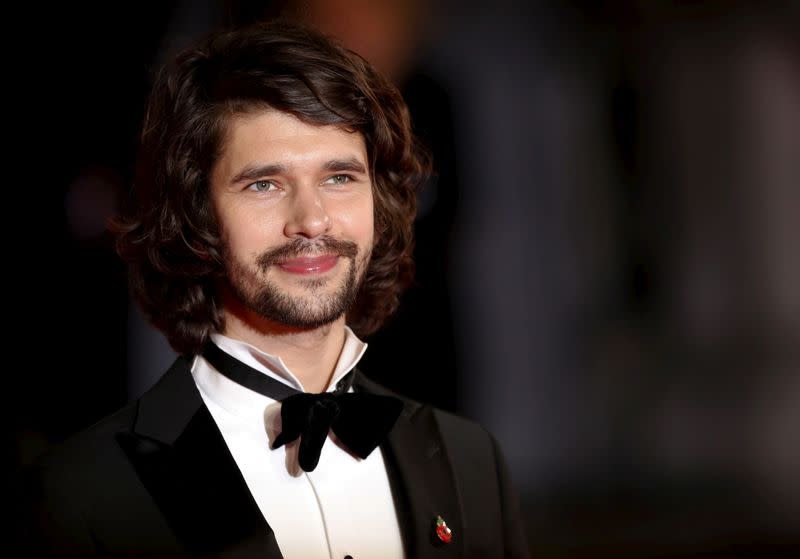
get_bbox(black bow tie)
[202,343,403,472]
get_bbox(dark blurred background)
[8,1,800,557]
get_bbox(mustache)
[255,236,359,270]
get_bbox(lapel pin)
[435,515,453,544]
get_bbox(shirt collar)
[207,326,367,394]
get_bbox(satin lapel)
[354,372,464,559]
[117,357,283,558]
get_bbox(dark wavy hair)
[112,20,430,355]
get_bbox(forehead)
[217,109,368,168]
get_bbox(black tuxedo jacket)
[22,357,530,558]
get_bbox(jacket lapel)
[355,372,464,559]
[117,357,283,558]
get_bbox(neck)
[220,306,347,394]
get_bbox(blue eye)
[248,180,277,192]
[324,174,351,185]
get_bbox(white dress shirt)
[191,328,404,559]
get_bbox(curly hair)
[112,20,430,356]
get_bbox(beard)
[224,235,370,330]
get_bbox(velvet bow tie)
[202,343,403,472]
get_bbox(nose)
[283,186,331,239]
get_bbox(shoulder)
[355,371,530,557]
[23,401,140,502]
[30,402,138,470]
[27,354,195,482]
[354,370,501,466]
[24,354,196,494]
[16,402,141,555]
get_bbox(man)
[23,20,529,558]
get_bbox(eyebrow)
[230,163,288,185]
[322,158,368,174]
[230,158,368,185]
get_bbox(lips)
[276,254,339,274]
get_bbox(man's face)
[210,109,374,330]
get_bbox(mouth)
[276,254,339,275]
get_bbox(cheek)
[352,205,375,247]
[222,209,282,256]
[334,194,374,242]
[352,209,375,241]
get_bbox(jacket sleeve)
[489,432,531,559]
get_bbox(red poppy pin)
[435,515,453,544]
